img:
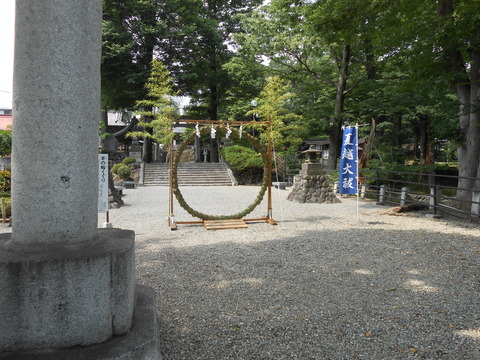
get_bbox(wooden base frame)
[168,217,277,231]
[168,119,278,230]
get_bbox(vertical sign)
[339,126,358,195]
[98,154,109,212]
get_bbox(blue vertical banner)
[339,126,358,195]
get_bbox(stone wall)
[287,174,340,204]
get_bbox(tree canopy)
[102,0,480,200]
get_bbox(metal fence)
[345,169,480,220]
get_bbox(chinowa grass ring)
[172,126,269,220]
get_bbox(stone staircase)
[143,162,235,186]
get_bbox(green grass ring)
[172,125,269,220]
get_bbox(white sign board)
[98,154,109,212]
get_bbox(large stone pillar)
[0,1,158,358]
[12,0,100,245]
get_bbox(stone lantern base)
[287,174,341,204]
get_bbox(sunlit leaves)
[246,76,304,150]
[128,59,178,145]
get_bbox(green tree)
[127,59,178,146]
[349,54,458,166]
[246,76,303,152]
[435,0,480,203]
[175,0,264,162]
[371,0,480,204]
[101,0,164,110]
[163,0,263,120]
[0,130,12,158]
[230,0,382,169]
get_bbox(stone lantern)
[303,145,322,163]
[300,145,324,176]
[287,145,340,204]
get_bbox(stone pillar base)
[0,229,135,351]
[0,285,159,360]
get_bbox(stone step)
[144,173,227,177]
[145,177,230,181]
[143,162,235,186]
[144,183,232,186]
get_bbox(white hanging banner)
[195,123,200,137]
[98,154,109,213]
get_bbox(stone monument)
[130,137,143,162]
[0,1,158,359]
[287,146,340,204]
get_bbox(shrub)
[363,161,459,193]
[122,157,136,166]
[116,165,131,180]
[111,163,123,175]
[221,146,264,184]
[222,146,263,172]
[0,170,11,192]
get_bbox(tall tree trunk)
[438,1,480,205]
[358,118,376,184]
[456,81,480,202]
[108,163,124,206]
[413,123,419,160]
[100,107,108,150]
[419,114,429,165]
[327,44,350,170]
[364,38,376,80]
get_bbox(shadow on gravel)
[136,226,479,360]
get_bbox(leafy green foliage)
[246,76,304,151]
[122,157,136,166]
[161,0,263,120]
[221,146,264,184]
[0,170,11,192]
[116,165,131,180]
[101,0,165,110]
[363,160,459,191]
[111,163,123,175]
[0,131,12,157]
[127,59,178,145]
[100,0,479,190]
[222,146,263,172]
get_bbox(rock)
[287,174,340,204]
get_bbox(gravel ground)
[5,185,480,359]
[105,185,479,360]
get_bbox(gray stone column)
[12,0,101,245]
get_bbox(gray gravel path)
[105,185,479,360]
[5,185,478,359]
